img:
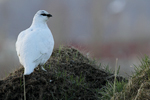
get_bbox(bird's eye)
[41,14,47,16]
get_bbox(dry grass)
[113,56,150,100]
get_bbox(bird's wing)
[16,30,27,57]
[35,29,53,54]
[33,29,54,62]
[18,29,54,64]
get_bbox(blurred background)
[0,0,150,79]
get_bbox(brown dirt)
[0,46,125,100]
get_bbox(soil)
[0,46,125,100]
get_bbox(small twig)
[112,58,118,100]
[23,75,26,100]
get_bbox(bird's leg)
[39,65,47,71]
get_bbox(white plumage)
[16,10,54,75]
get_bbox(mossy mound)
[0,46,125,100]
[113,56,150,100]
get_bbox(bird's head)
[33,10,52,22]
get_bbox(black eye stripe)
[40,13,52,17]
[41,13,47,16]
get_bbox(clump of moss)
[0,46,125,100]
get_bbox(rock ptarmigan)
[16,10,54,75]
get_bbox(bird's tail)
[24,63,35,75]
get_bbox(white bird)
[16,10,54,75]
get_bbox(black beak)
[47,14,52,17]
[41,13,52,17]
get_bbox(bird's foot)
[40,66,47,71]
